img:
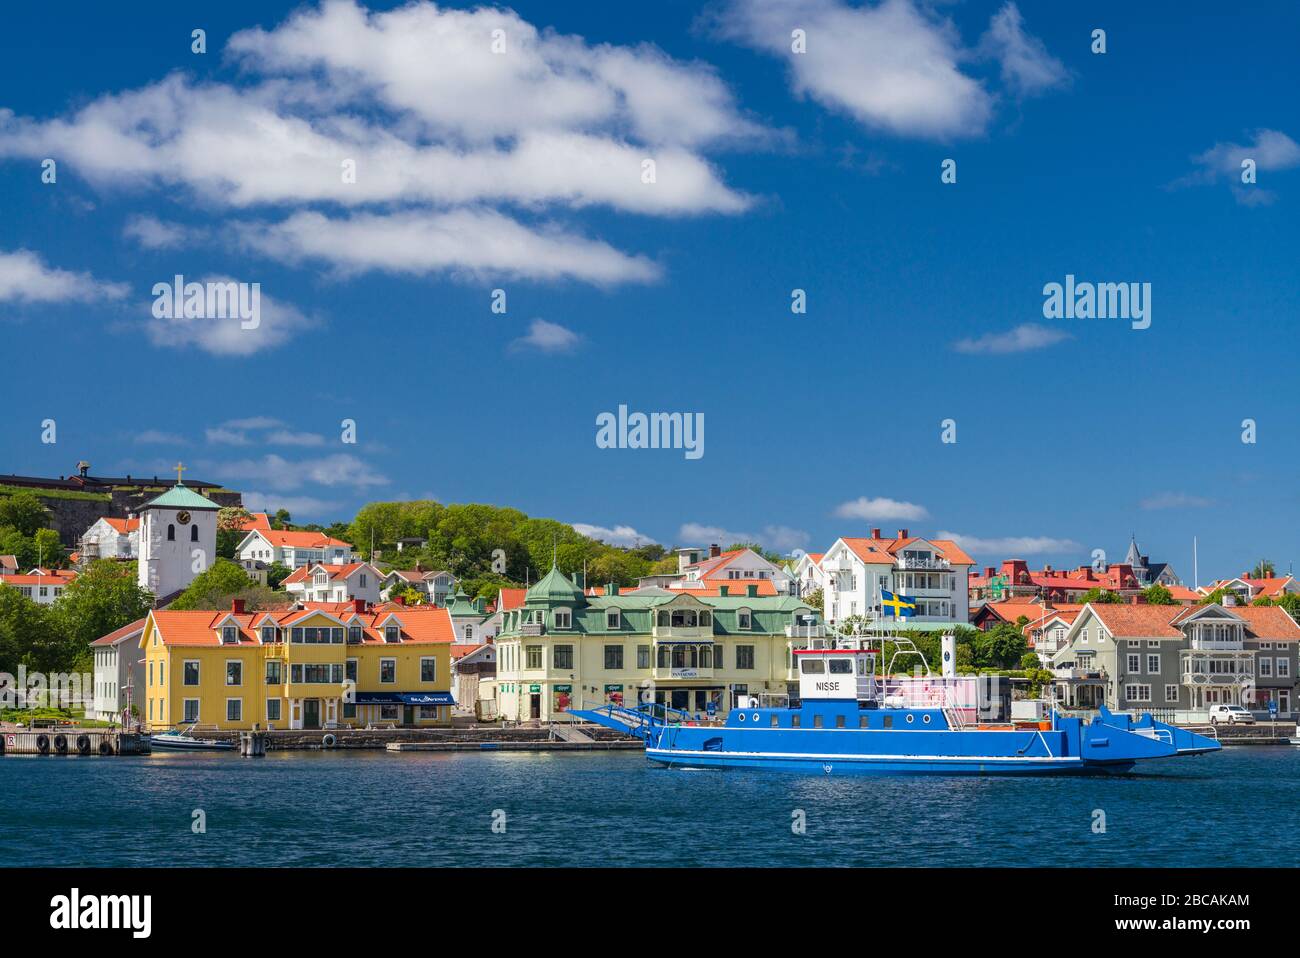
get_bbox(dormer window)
[553,609,572,629]
[738,609,753,630]
[221,626,238,644]
[385,625,400,643]
[348,626,363,644]
[261,626,277,644]
[606,608,621,629]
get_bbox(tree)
[1141,583,1177,605]
[1020,652,1041,670]
[1198,587,1234,606]
[265,562,293,590]
[169,559,280,611]
[1250,560,1276,578]
[0,491,51,536]
[1274,592,1300,619]
[973,623,1028,670]
[33,528,64,568]
[217,506,253,560]
[1079,588,1123,604]
[802,588,824,611]
[272,509,292,529]
[48,560,153,667]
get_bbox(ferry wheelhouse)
[572,632,1220,776]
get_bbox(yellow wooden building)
[140,599,454,731]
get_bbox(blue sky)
[1,0,1298,584]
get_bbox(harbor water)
[2,746,1297,867]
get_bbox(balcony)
[519,623,545,636]
[1181,671,1252,686]
[786,624,826,639]
[895,556,951,571]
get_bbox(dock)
[1,728,150,756]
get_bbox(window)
[183,699,199,723]
[342,703,356,720]
[637,644,650,669]
[1259,657,1273,677]
[1124,684,1151,703]
[553,610,572,629]
[606,609,620,629]
[267,700,281,722]
[261,626,278,644]
[421,657,437,682]
[1279,657,1291,678]
[359,573,367,588]
[1146,654,1160,674]
[226,699,242,722]
[553,645,573,669]
[1127,654,1141,673]
[464,625,474,641]
[835,715,846,728]
[190,525,199,542]
[829,658,853,674]
[348,626,363,644]
[345,659,357,682]
[737,609,753,630]
[226,661,242,686]
[801,658,824,674]
[385,626,400,643]
[813,714,824,728]
[736,645,755,670]
[265,660,282,684]
[526,645,542,669]
[183,661,200,686]
[380,705,399,721]
[1165,685,1179,703]
[167,524,175,541]
[605,645,624,669]
[222,626,238,645]
[380,659,396,684]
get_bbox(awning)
[354,691,456,706]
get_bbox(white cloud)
[123,214,198,249]
[1173,129,1300,202]
[240,491,343,518]
[266,430,327,447]
[205,427,253,446]
[1140,492,1214,510]
[0,249,128,304]
[143,279,318,356]
[937,531,1080,555]
[133,429,188,445]
[243,208,660,285]
[221,416,286,430]
[511,318,581,353]
[713,0,992,138]
[832,496,929,521]
[679,522,809,552]
[572,523,648,547]
[211,453,389,491]
[979,3,1068,97]
[952,323,1070,354]
[0,2,759,288]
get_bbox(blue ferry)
[571,636,1220,775]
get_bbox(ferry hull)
[643,748,1118,776]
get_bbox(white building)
[90,617,147,723]
[79,516,140,561]
[821,529,975,625]
[381,568,456,605]
[236,528,356,568]
[791,552,825,597]
[283,562,383,604]
[674,545,794,594]
[0,569,77,604]
[137,480,219,601]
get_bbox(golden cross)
[174,461,186,484]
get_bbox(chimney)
[871,528,882,539]
[897,529,909,539]
[985,566,995,578]
[231,598,246,614]
[353,598,366,614]
[395,595,406,606]
[709,543,721,558]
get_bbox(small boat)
[149,724,235,752]
[572,631,1221,776]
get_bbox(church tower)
[137,464,219,601]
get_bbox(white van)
[1208,704,1255,725]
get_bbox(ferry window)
[800,659,825,674]
[770,715,779,727]
[923,715,932,724]
[906,714,915,724]
[883,715,892,729]
[859,715,870,728]
[813,714,823,728]
[791,714,801,728]
[829,658,852,674]
[835,715,846,728]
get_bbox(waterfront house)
[821,529,974,626]
[1199,575,1300,604]
[675,544,794,594]
[79,516,140,561]
[235,527,356,569]
[1051,601,1300,717]
[283,562,383,604]
[450,642,496,717]
[790,552,825,597]
[445,587,494,643]
[140,598,454,731]
[90,618,147,722]
[491,564,820,722]
[380,567,456,605]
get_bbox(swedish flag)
[880,589,917,618]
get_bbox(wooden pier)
[1,729,150,756]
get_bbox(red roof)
[147,605,454,647]
[671,579,779,597]
[839,536,976,567]
[91,617,148,646]
[450,643,484,660]
[498,587,527,611]
[238,513,272,531]
[283,562,372,584]
[247,529,352,549]
[1,572,77,586]
[101,517,140,534]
